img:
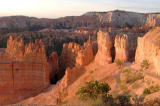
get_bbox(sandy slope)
[19,62,119,105]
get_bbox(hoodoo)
[95,30,113,65]
[114,34,129,62]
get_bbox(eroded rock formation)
[5,36,47,62]
[114,34,129,62]
[135,27,160,74]
[60,38,96,74]
[95,31,113,65]
[76,41,94,66]
[0,36,50,105]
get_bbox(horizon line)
[0,9,160,19]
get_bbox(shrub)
[76,80,111,101]
[141,59,150,70]
[116,94,131,105]
[143,85,160,95]
[115,59,123,68]
[122,68,131,73]
[122,68,144,84]
[126,72,144,84]
[143,88,151,95]
[132,95,144,106]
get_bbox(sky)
[0,0,159,18]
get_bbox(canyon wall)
[135,27,160,74]
[0,36,50,105]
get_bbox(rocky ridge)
[0,10,160,34]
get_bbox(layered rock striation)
[0,36,50,105]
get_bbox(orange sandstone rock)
[135,27,160,74]
[76,42,94,66]
[0,36,50,105]
[60,39,95,72]
[114,34,129,62]
[95,30,113,65]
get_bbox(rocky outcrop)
[95,31,113,65]
[114,34,129,62]
[5,36,25,61]
[0,36,50,105]
[60,38,95,73]
[76,41,94,66]
[5,36,47,62]
[48,52,59,83]
[60,43,82,71]
[135,27,160,74]
[24,39,47,62]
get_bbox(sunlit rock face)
[48,52,59,83]
[94,31,113,65]
[76,41,94,66]
[59,39,95,76]
[114,34,129,62]
[135,27,160,74]
[5,36,25,61]
[5,36,47,62]
[0,36,50,105]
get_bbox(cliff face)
[95,31,113,65]
[135,27,160,74]
[0,36,50,105]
